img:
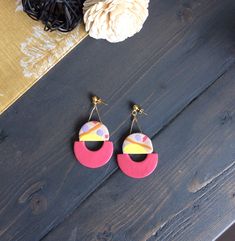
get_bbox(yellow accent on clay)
[80,133,103,141]
[126,137,152,150]
[79,123,102,138]
[123,144,147,154]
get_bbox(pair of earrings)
[74,96,159,179]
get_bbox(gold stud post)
[130,104,147,134]
[92,96,107,106]
[131,104,147,117]
[89,96,107,122]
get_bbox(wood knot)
[177,4,193,23]
[193,204,200,211]
[159,83,167,90]
[30,194,47,215]
[0,130,8,144]
[97,225,113,241]
[220,111,233,125]
[18,181,46,204]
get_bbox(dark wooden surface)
[43,66,235,241]
[0,0,235,240]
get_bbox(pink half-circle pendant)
[74,141,113,168]
[117,153,158,178]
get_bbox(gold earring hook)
[92,96,107,106]
[131,104,147,117]
[89,96,107,122]
[132,104,147,115]
[130,104,147,134]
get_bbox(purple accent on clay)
[135,134,142,142]
[97,129,104,136]
[82,123,90,132]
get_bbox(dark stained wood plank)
[1,0,235,240]
[42,63,235,241]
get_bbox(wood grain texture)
[0,0,235,240]
[42,63,235,241]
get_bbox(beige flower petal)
[83,0,149,42]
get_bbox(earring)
[74,96,114,168]
[117,105,158,178]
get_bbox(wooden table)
[0,0,235,240]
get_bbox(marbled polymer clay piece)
[79,121,109,141]
[122,133,153,154]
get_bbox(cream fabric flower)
[83,0,149,42]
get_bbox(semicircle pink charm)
[74,141,113,168]
[117,153,158,178]
[74,121,113,168]
[117,133,158,178]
